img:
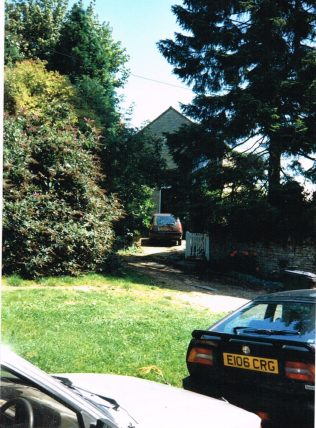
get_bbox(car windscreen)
[155,215,177,226]
[210,300,315,344]
[0,367,80,427]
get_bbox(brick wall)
[211,238,316,275]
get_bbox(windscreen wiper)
[259,329,300,335]
[233,326,300,335]
[54,376,120,410]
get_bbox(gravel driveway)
[124,239,265,313]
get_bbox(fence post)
[185,231,191,259]
[205,235,210,261]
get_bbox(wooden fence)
[185,232,210,261]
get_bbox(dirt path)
[124,239,265,313]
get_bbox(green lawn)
[1,271,227,387]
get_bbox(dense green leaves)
[51,2,128,87]
[4,59,77,123]
[104,128,167,235]
[158,0,316,241]
[158,0,316,203]
[73,75,119,131]
[4,2,165,276]
[5,0,68,63]
[3,61,123,277]
[3,115,122,277]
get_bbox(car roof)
[254,288,316,303]
[153,213,174,216]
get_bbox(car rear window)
[155,215,177,226]
[211,301,315,343]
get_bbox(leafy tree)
[163,124,225,231]
[4,59,77,124]
[158,0,316,205]
[5,0,68,64]
[104,127,167,237]
[3,62,123,277]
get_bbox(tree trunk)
[268,140,282,206]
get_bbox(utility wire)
[47,48,193,92]
[130,73,193,91]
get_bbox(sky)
[71,0,314,190]
[80,0,194,128]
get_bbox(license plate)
[223,352,279,374]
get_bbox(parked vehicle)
[0,346,261,428]
[148,213,182,245]
[183,289,315,428]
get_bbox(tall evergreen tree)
[158,0,316,204]
[51,1,128,87]
[50,1,128,139]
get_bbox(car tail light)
[257,411,270,422]
[285,361,315,382]
[187,347,214,366]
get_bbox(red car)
[149,213,183,246]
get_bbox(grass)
[1,271,227,387]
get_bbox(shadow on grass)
[119,248,256,298]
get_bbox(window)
[154,215,176,226]
[211,301,315,343]
[0,368,80,428]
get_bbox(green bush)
[3,116,122,278]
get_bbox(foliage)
[4,59,77,124]
[47,1,163,239]
[3,112,123,278]
[5,0,68,64]
[214,182,315,242]
[104,127,167,236]
[164,124,267,232]
[2,273,220,386]
[51,1,128,87]
[165,122,315,241]
[73,75,120,132]
[3,2,164,282]
[158,0,316,204]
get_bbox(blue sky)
[78,0,194,128]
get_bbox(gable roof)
[142,106,192,138]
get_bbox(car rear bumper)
[183,375,314,427]
[149,232,182,241]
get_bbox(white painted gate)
[185,232,210,261]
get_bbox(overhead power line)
[50,48,193,92]
[130,73,192,91]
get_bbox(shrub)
[4,60,77,124]
[3,116,122,278]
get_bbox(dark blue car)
[183,289,315,428]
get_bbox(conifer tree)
[158,0,316,204]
